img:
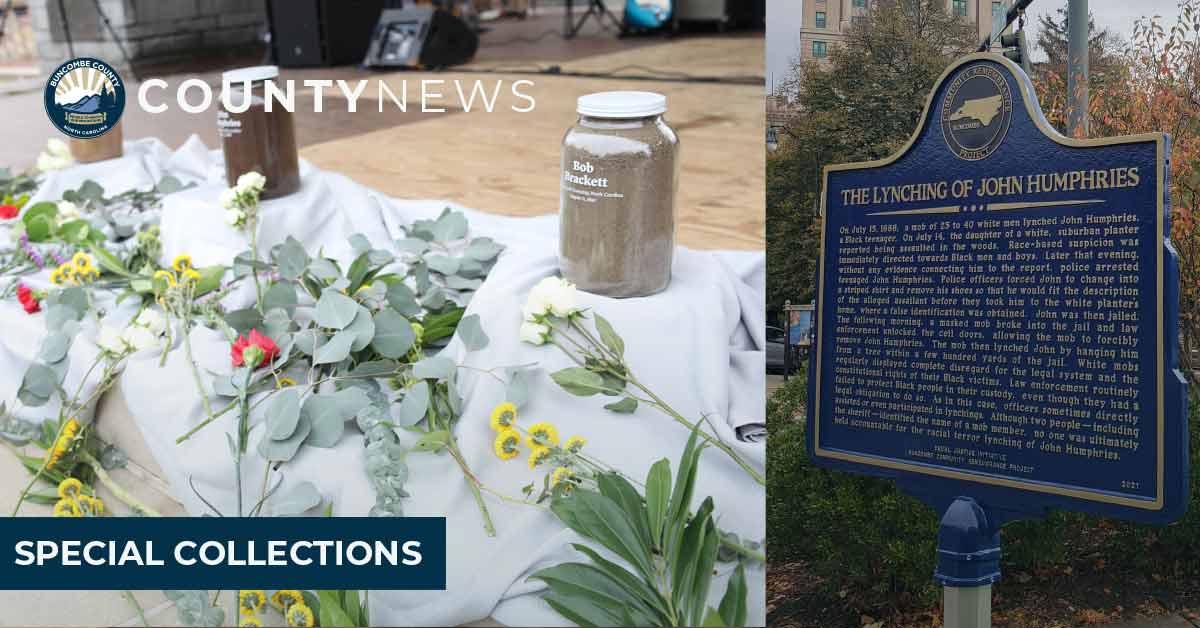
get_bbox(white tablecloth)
[2,138,766,627]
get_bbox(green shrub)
[767,367,1200,604]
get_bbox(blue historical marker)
[806,53,1188,590]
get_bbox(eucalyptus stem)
[249,216,264,312]
[446,439,496,537]
[121,591,150,628]
[82,452,163,517]
[181,317,214,419]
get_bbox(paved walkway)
[1104,615,1199,628]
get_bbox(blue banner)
[807,53,1188,524]
[0,517,445,590]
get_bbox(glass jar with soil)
[560,91,678,298]
[218,66,300,199]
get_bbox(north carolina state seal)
[940,63,1012,161]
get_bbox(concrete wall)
[30,0,265,74]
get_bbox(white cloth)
[3,138,766,626]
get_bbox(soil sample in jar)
[218,65,300,199]
[69,119,124,163]
[560,91,678,298]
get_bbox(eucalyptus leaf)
[224,308,263,336]
[266,388,302,440]
[425,254,460,276]
[313,330,355,365]
[315,290,359,330]
[456,314,489,351]
[386,282,421,317]
[371,309,414,358]
[17,364,57,406]
[262,308,293,340]
[445,276,484,291]
[349,233,372,256]
[308,258,341,281]
[420,288,447,310]
[302,395,347,448]
[506,368,534,409]
[431,209,468,241]
[464,237,504,261]
[293,328,325,356]
[344,306,377,352]
[38,332,71,364]
[351,360,400,378]
[395,238,430,255]
[263,281,298,315]
[394,381,430,426]
[271,481,322,516]
[412,356,456,380]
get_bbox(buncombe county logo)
[44,57,125,139]
[939,63,1012,161]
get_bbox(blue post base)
[934,496,1001,587]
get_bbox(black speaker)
[363,6,479,69]
[269,0,385,67]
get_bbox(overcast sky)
[765,0,1187,93]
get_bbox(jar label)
[561,160,625,204]
[217,110,243,139]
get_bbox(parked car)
[767,325,788,374]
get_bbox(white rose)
[135,309,167,336]
[236,171,267,193]
[524,276,558,319]
[545,279,578,317]
[224,208,244,226]
[122,325,158,352]
[519,321,550,345]
[57,201,81,220]
[97,325,128,354]
[218,188,238,209]
[46,138,71,159]
[36,152,72,172]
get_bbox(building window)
[852,0,867,7]
[992,1,1003,16]
[851,15,865,26]
[812,41,828,58]
[953,0,967,16]
[815,11,826,28]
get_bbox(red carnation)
[16,284,39,314]
[0,205,17,220]
[231,329,279,369]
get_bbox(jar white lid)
[222,65,279,84]
[577,91,667,118]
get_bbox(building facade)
[799,0,1009,62]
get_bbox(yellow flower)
[525,422,559,448]
[528,445,552,470]
[49,267,65,285]
[78,495,105,516]
[46,419,80,470]
[183,268,202,283]
[239,590,267,615]
[286,603,315,627]
[57,477,82,499]
[52,499,79,517]
[276,376,297,389]
[565,436,586,453]
[271,589,304,611]
[71,252,93,269]
[551,466,575,488]
[489,402,518,431]
[55,262,76,285]
[78,265,99,282]
[171,254,193,272]
[493,428,521,461]
[153,270,177,287]
[239,617,263,628]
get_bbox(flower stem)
[446,439,496,537]
[121,591,150,628]
[82,452,163,516]
[181,318,214,420]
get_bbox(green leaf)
[667,430,704,554]
[671,497,715,618]
[603,397,638,413]
[344,306,376,352]
[58,219,90,244]
[702,607,726,626]
[464,236,504,261]
[24,215,53,242]
[308,257,341,281]
[431,209,468,241]
[456,314,489,351]
[645,459,672,547]
[412,356,456,380]
[688,509,721,625]
[425,254,460,276]
[371,310,415,358]
[313,330,354,365]
[275,237,311,281]
[193,266,226,296]
[346,252,373,292]
[386,282,421,317]
[570,543,671,619]
[38,332,71,364]
[412,430,450,452]
[594,314,625,360]
[17,364,57,406]
[317,590,356,627]
[550,367,608,397]
[88,245,133,278]
[272,481,322,516]
[718,563,748,627]
[303,388,370,448]
[315,290,359,330]
[266,388,302,440]
[395,381,430,427]
[531,562,658,626]
[224,308,263,336]
[550,489,654,581]
[506,368,532,409]
[542,590,623,628]
[258,415,311,461]
[596,473,652,554]
[263,282,298,315]
[21,202,57,227]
